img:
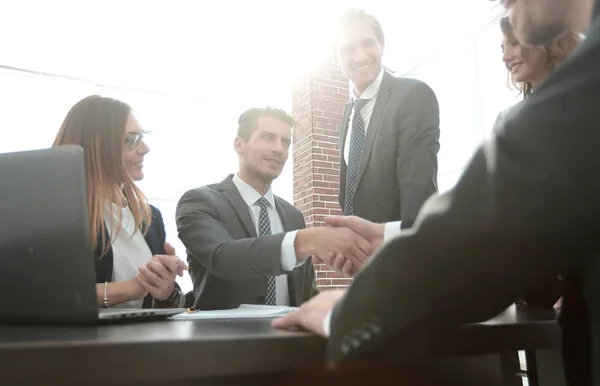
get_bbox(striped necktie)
[256,197,276,305]
[344,98,368,216]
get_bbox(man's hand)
[324,215,385,248]
[313,216,386,277]
[272,289,347,336]
[314,253,357,277]
[296,227,374,268]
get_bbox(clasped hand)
[313,216,385,277]
[134,242,188,301]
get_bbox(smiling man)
[335,9,440,232]
[274,0,600,384]
[176,107,376,310]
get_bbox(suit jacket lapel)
[339,101,353,165]
[219,175,258,238]
[355,71,393,192]
[274,197,294,232]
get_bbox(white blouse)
[105,202,153,308]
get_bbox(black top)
[94,204,175,308]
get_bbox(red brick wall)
[291,58,353,291]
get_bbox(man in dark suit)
[274,1,600,384]
[336,9,440,229]
[176,107,375,310]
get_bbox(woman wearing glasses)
[53,95,187,308]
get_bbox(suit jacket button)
[340,336,352,354]
[368,316,382,334]
[359,329,372,340]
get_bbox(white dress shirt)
[232,174,303,306]
[344,67,401,237]
[343,67,384,164]
[105,202,153,309]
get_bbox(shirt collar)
[352,66,385,101]
[232,173,275,208]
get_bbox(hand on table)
[272,289,347,336]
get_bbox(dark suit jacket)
[328,12,600,386]
[95,205,176,308]
[176,175,317,310]
[339,71,440,227]
[494,104,562,310]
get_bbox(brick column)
[291,58,352,291]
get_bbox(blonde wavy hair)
[500,16,581,98]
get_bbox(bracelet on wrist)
[154,288,180,307]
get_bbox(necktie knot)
[354,98,368,112]
[256,197,269,211]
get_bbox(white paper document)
[170,304,299,320]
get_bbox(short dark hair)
[337,9,385,47]
[237,107,294,141]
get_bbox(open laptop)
[0,146,184,324]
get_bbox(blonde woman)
[493,16,581,130]
[494,18,580,309]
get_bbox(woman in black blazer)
[53,95,187,308]
[493,16,581,131]
[493,17,581,309]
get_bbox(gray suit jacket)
[339,71,440,227]
[176,175,317,310]
[328,12,600,386]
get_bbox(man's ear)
[234,136,245,155]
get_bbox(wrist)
[127,279,145,301]
[295,228,317,259]
[155,282,177,302]
[153,288,181,307]
[374,223,385,239]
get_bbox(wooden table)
[0,307,560,386]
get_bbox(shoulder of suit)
[389,76,433,91]
[274,195,302,214]
[178,183,221,203]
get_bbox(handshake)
[295,216,385,277]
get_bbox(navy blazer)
[94,205,170,308]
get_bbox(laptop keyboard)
[98,308,155,319]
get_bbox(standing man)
[337,9,440,229]
[177,107,374,310]
[274,0,600,384]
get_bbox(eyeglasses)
[125,130,151,150]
